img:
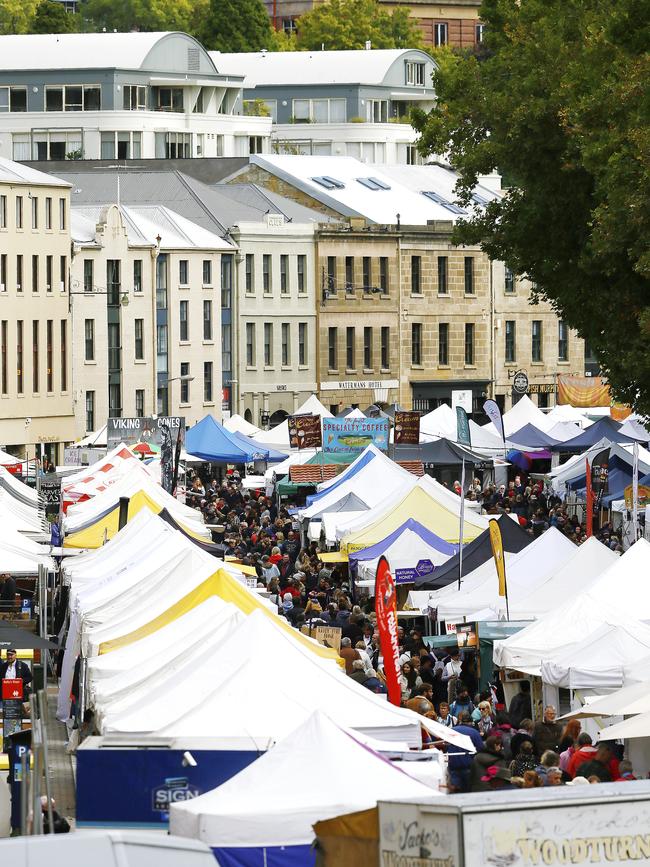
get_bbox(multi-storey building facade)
[0,32,271,163]
[262,0,483,50]
[0,158,76,462]
[70,202,233,435]
[214,49,436,165]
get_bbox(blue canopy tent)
[602,471,650,507]
[186,416,285,464]
[554,416,639,453]
[304,446,378,506]
[507,423,562,449]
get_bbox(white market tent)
[62,443,135,488]
[598,711,650,742]
[253,394,333,452]
[351,518,457,583]
[586,538,650,619]
[169,710,437,861]
[0,491,47,534]
[565,678,650,720]
[481,536,618,621]
[223,414,262,438]
[101,609,423,746]
[548,439,650,493]
[540,619,650,690]
[0,465,41,507]
[619,416,650,443]
[0,540,54,573]
[434,527,577,621]
[547,420,583,442]
[420,403,505,451]
[73,425,108,447]
[545,405,596,427]
[485,394,554,438]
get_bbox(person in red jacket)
[567,733,598,778]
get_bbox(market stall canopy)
[618,416,650,443]
[598,711,650,742]
[169,711,436,861]
[350,517,457,583]
[485,395,554,437]
[507,424,562,449]
[253,394,334,451]
[549,440,650,493]
[563,678,650,720]
[393,439,492,466]
[0,465,41,507]
[545,405,594,427]
[0,622,58,650]
[185,415,284,463]
[419,403,505,451]
[586,538,650,619]
[307,491,369,522]
[73,425,108,447]
[410,513,531,590]
[546,421,583,442]
[223,413,262,438]
[554,416,639,452]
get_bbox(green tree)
[31,0,79,32]
[200,0,272,52]
[411,0,650,415]
[296,0,422,50]
[81,0,208,37]
[0,0,39,33]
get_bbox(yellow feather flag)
[489,519,508,600]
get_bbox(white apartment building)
[213,49,436,165]
[0,158,76,462]
[0,32,271,163]
[230,214,318,426]
[70,203,234,437]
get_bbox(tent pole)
[458,457,466,591]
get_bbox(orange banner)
[557,375,611,407]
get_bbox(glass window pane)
[293,99,309,121]
[312,99,328,123]
[65,86,83,111]
[100,132,115,160]
[329,99,346,122]
[46,88,63,111]
[84,86,100,110]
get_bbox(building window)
[246,322,255,366]
[298,322,307,365]
[180,362,190,403]
[31,255,38,292]
[84,319,94,361]
[264,322,273,366]
[32,320,39,392]
[46,319,53,392]
[16,254,22,291]
[108,321,121,372]
[439,322,449,365]
[410,322,422,366]
[0,195,5,228]
[476,23,486,42]
[31,196,38,230]
[505,320,516,363]
[85,391,95,431]
[249,136,264,155]
[222,322,231,375]
[434,22,448,46]
[281,322,290,365]
[297,255,306,293]
[406,61,426,86]
[558,320,568,361]
[100,131,142,160]
[179,259,189,285]
[204,361,213,403]
[135,389,145,417]
[381,326,389,369]
[16,195,23,229]
[134,318,144,360]
[123,85,146,110]
[343,256,353,291]
[362,256,371,289]
[366,99,388,123]
[44,197,52,230]
[245,254,254,293]
[263,254,271,293]
[328,327,337,370]
[16,320,23,394]
[221,254,233,310]
[203,300,212,341]
[60,255,67,292]
[179,300,189,341]
[292,97,346,123]
[60,320,67,390]
[411,256,421,294]
[202,259,212,286]
[532,320,542,362]
[280,254,289,294]
[46,256,52,292]
[0,254,5,291]
[327,256,336,291]
[0,86,27,112]
[80,259,92,293]
[0,320,6,395]
[438,256,448,294]
[154,87,183,112]
[504,267,515,294]
[59,198,66,230]
[364,326,373,369]
[465,323,475,365]
[45,84,100,112]
[108,382,121,418]
[346,326,355,370]
[379,257,389,293]
[133,259,142,293]
[464,257,474,294]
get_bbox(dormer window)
[406,61,426,86]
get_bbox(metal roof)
[0,31,212,72]
[211,48,434,87]
[213,183,329,224]
[0,156,70,188]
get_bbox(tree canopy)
[0,0,39,33]
[31,0,79,32]
[412,0,650,415]
[200,0,273,52]
[295,0,423,50]
[81,0,208,36]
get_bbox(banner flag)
[633,441,639,540]
[375,556,401,707]
[489,519,508,603]
[483,399,505,444]
[585,458,594,538]
[456,406,471,447]
[591,447,610,515]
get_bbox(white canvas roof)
[598,711,650,742]
[253,395,333,451]
[62,443,135,486]
[73,425,108,447]
[435,528,576,621]
[406,551,517,613]
[419,404,504,451]
[169,710,437,847]
[547,420,583,442]
[549,440,650,493]
[0,465,41,505]
[354,524,455,582]
[101,610,420,743]
[484,394,554,438]
[483,537,618,621]
[223,414,261,437]
[565,678,650,720]
[0,492,45,533]
[619,416,650,442]
[541,618,650,689]
[586,538,650,619]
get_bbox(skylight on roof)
[356,177,391,191]
[421,190,467,215]
[471,191,493,206]
[311,175,345,191]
